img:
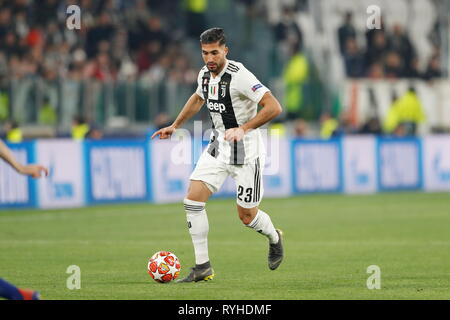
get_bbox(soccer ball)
[147,251,181,283]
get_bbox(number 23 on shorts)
[237,185,253,203]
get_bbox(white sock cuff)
[245,209,279,244]
[184,198,205,212]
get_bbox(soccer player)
[0,139,48,299]
[152,28,284,282]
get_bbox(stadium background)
[0,0,449,138]
[1,0,450,207]
[0,0,449,300]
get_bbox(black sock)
[195,261,211,269]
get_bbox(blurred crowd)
[0,0,310,85]
[338,11,442,80]
[285,85,426,140]
[0,0,444,141]
[0,0,200,86]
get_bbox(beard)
[207,62,220,72]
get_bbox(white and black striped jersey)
[195,59,270,165]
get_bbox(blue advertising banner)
[291,139,343,193]
[422,135,450,191]
[342,136,378,194]
[84,140,150,204]
[262,135,292,198]
[35,139,85,209]
[151,138,192,203]
[1,136,449,210]
[0,142,36,208]
[377,137,423,191]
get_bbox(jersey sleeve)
[195,69,205,100]
[235,67,270,104]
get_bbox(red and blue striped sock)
[0,278,40,300]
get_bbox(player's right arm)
[151,92,205,140]
[0,139,48,178]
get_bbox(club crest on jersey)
[209,84,219,100]
[220,84,227,98]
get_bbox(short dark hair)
[200,28,226,46]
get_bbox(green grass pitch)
[1,192,449,300]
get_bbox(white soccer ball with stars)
[147,251,181,283]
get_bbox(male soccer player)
[0,139,48,299]
[152,28,284,282]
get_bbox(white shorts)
[190,151,265,209]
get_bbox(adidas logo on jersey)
[207,101,226,113]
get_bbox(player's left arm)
[241,92,282,132]
[225,92,282,142]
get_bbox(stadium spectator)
[383,86,426,136]
[366,61,385,79]
[364,31,388,73]
[335,111,357,136]
[293,118,309,138]
[1,31,25,59]
[86,124,103,140]
[359,117,382,135]
[319,112,339,139]
[90,52,117,81]
[0,6,12,41]
[268,120,287,137]
[343,38,365,78]
[365,16,386,52]
[337,11,356,55]
[32,0,59,28]
[283,42,308,120]
[185,0,208,39]
[274,6,303,49]
[117,56,138,81]
[85,11,116,58]
[38,97,57,125]
[392,122,407,137]
[384,51,403,79]
[387,24,415,76]
[4,120,23,143]
[71,115,90,140]
[423,53,442,81]
[143,16,169,49]
[10,0,28,16]
[337,15,444,81]
[125,0,152,51]
[0,80,8,121]
[271,4,304,69]
[405,57,423,79]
